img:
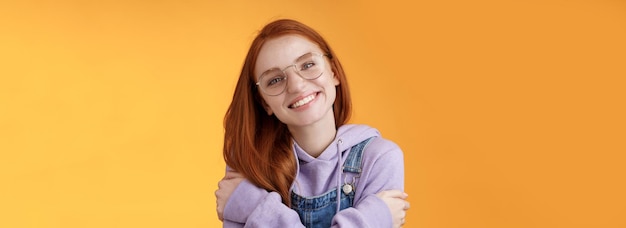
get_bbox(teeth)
[291,94,316,108]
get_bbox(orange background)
[1,0,625,227]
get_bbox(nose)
[284,66,305,94]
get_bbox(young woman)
[216,19,409,228]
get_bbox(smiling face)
[254,34,340,128]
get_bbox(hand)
[376,190,410,228]
[215,170,246,221]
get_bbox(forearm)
[223,180,304,227]
[330,141,405,227]
[330,194,393,228]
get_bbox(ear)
[332,72,340,86]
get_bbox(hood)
[295,124,380,163]
[290,124,381,214]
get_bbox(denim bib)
[290,137,374,228]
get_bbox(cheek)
[325,67,339,86]
[322,79,338,101]
[264,96,285,111]
[332,76,340,86]
[323,76,339,90]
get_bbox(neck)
[288,114,337,158]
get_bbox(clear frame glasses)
[255,52,327,96]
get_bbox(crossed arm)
[216,146,409,227]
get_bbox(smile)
[289,93,317,109]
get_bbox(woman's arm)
[217,175,304,228]
[216,171,244,222]
[216,139,407,227]
[330,138,407,227]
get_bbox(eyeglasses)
[255,52,327,96]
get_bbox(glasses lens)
[259,70,287,96]
[258,53,326,96]
[295,54,324,80]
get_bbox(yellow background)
[1,0,625,227]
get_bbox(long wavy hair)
[223,19,352,206]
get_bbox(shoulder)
[355,136,405,193]
[362,136,403,162]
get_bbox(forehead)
[254,35,322,78]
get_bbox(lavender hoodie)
[223,124,405,227]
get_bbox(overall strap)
[340,137,375,196]
[342,137,375,173]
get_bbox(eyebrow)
[294,52,314,62]
[259,52,314,75]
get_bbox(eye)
[300,61,316,71]
[266,75,286,87]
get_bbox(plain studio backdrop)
[1,0,625,227]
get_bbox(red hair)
[223,19,352,206]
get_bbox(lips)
[289,93,317,109]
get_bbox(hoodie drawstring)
[335,138,343,213]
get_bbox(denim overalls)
[290,137,374,228]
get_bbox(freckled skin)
[255,35,339,128]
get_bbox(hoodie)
[223,124,405,227]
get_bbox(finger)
[217,209,224,221]
[217,179,234,189]
[404,201,411,210]
[216,203,224,221]
[225,171,245,179]
[215,189,224,199]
